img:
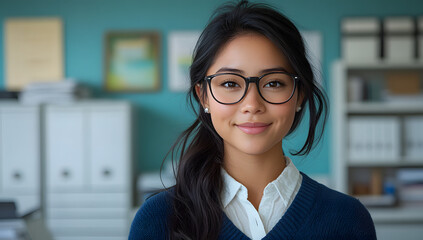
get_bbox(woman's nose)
[240,84,265,114]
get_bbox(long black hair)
[165,1,328,239]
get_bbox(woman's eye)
[264,81,282,88]
[222,81,239,88]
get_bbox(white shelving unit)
[332,61,423,240]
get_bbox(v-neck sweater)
[220,157,302,239]
[129,173,376,240]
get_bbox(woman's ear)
[195,84,209,109]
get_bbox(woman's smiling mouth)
[236,122,272,134]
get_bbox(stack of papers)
[397,169,423,206]
[19,79,90,105]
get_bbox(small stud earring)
[296,106,302,112]
[204,107,209,113]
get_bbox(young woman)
[129,1,376,239]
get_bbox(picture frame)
[168,31,200,92]
[104,31,160,92]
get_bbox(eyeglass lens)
[209,73,295,104]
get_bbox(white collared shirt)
[220,157,302,240]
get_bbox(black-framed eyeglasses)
[204,72,299,105]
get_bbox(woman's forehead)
[207,33,293,75]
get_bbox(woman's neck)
[222,143,286,210]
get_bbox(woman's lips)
[236,122,271,134]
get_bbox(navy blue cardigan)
[129,173,376,239]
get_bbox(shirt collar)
[264,157,300,207]
[220,157,300,209]
[220,167,243,208]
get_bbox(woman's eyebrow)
[259,67,289,74]
[215,67,244,74]
[215,67,289,75]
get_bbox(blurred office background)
[0,0,422,239]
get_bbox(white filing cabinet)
[44,101,132,240]
[0,101,41,217]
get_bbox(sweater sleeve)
[128,191,171,240]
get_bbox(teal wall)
[1,0,422,175]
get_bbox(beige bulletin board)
[4,18,64,90]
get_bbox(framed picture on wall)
[168,31,200,92]
[104,31,160,92]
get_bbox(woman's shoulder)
[134,189,174,219]
[300,173,367,210]
[310,176,369,214]
[144,189,174,209]
[128,189,174,240]
[300,173,376,239]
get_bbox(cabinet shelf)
[347,102,423,114]
[348,160,423,168]
[369,206,423,223]
[346,62,423,70]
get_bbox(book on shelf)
[385,71,420,95]
[397,168,423,184]
[400,184,423,201]
[347,70,423,105]
[381,70,422,104]
[348,76,366,102]
[397,169,423,206]
[347,75,384,102]
[351,168,398,207]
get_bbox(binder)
[404,116,423,160]
[348,116,400,162]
